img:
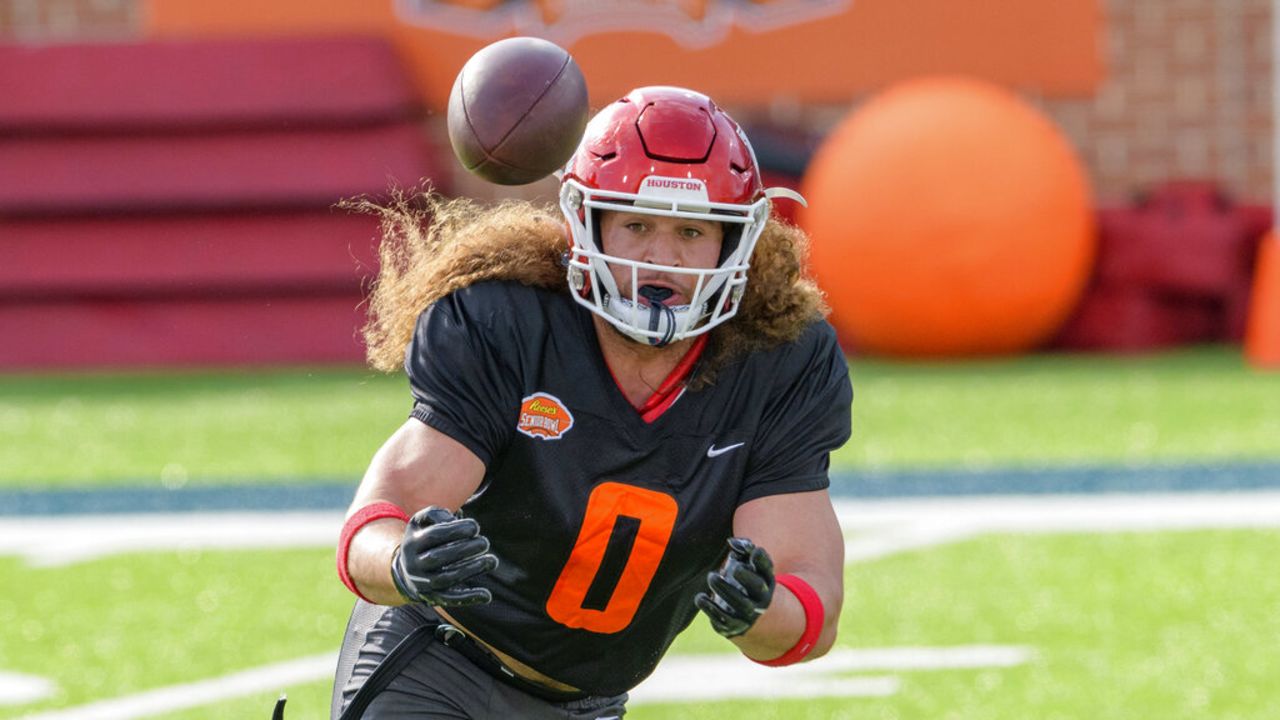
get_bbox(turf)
[844,346,1280,470]
[4,530,1279,719]
[4,340,1277,719]
[157,682,334,720]
[1,347,1278,488]
[0,549,349,716]
[0,368,408,487]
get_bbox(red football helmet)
[559,86,803,346]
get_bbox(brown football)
[447,37,590,186]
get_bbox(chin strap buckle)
[639,288,677,347]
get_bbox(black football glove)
[390,506,499,607]
[695,537,776,638]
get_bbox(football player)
[332,86,852,719]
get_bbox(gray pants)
[332,601,628,720]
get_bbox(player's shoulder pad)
[432,280,559,335]
[759,317,844,367]
[748,318,850,394]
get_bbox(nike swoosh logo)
[706,442,745,458]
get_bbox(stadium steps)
[1052,182,1270,352]
[0,125,433,215]
[1,212,380,298]
[0,36,415,131]
[0,36,444,370]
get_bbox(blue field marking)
[0,482,356,516]
[831,460,1280,498]
[3,460,1280,516]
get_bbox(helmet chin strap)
[639,286,677,347]
[604,286,694,348]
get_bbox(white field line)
[7,492,1274,719]
[6,491,1280,568]
[17,654,335,720]
[13,646,1034,718]
[0,671,55,706]
[0,512,343,567]
[628,645,1035,704]
[834,491,1280,563]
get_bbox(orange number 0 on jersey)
[545,481,679,634]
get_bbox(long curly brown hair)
[354,191,827,388]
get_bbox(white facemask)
[560,178,801,346]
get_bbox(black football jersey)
[405,280,852,697]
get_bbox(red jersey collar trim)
[605,334,708,424]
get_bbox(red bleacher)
[1053,181,1268,352]
[0,36,446,370]
[0,38,416,130]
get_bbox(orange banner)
[147,0,1100,110]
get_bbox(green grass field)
[2,345,1279,719]
[4,533,1279,719]
[1,346,1277,487]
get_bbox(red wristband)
[752,573,825,667]
[337,501,409,602]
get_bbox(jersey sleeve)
[404,286,522,466]
[740,321,853,505]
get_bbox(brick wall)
[0,0,139,41]
[744,0,1274,207]
[1039,0,1271,204]
[1,0,1273,205]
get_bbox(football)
[447,37,590,185]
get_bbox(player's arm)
[699,489,844,663]
[341,418,489,606]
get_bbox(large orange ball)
[800,76,1095,357]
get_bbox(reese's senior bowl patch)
[517,392,575,440]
